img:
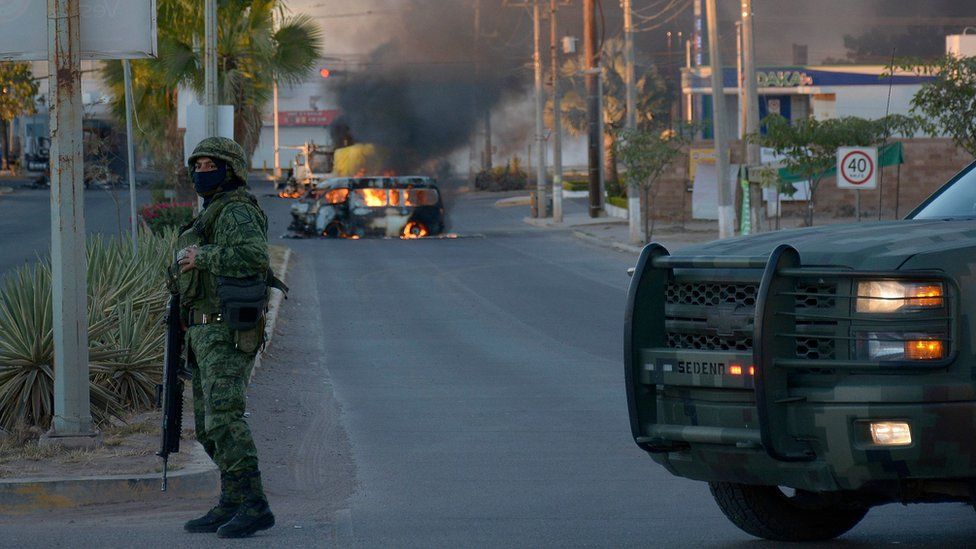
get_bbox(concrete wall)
[645,138,974,224]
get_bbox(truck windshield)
[911,162,976,219]
[309,152,333,174]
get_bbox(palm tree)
[103,0,322,190]
[550,38,672,192]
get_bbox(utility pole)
[584,0,600,217]
[272,7,281,181]
[623,0,641,243]
[533,0,547,218]
[735,21,744,139]
[740,0,763,232]
[123,60,138,252]
[550,0,563,223]
[44,0,94,445]
[204,0,218,137]
[706,0,734,238]
[476,0,493,171]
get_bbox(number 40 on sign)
[837,146,878,190]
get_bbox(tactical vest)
[176,189,268,316]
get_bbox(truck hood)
[675,219,976,270]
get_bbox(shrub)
[0,230,177,431]
[475,156,529,192]
[139,202,194,233]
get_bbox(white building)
[682,65,934,139]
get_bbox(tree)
[551,38,672,194]
[616,126,690,242]
[0,62,38,170]
[102,0,322,192]
[895,55,976,157]
[755,114,919,226]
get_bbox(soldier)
[176,137,275,538]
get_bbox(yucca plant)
[93,299,165,411]
[0,262,122,431]
[0,230,178,430]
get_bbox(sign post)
[0,0,157,446]
[837,146,878,221]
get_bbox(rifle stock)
[158,291,186,491]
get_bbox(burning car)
[288,176,445,238]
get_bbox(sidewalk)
[524,212,720,254]
[0,247,293,514]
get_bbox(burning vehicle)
[288,175,445,238]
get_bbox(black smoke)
[331,1,530,175]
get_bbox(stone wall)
[644,138,975,223]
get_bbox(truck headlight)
[856,281,944,313]
[856,332,947,361]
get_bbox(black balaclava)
[193,159,234,208]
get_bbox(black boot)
[184,472,242,533]
[217,470,275,538]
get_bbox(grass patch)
[269,244,289,278]
[562,179,589,192]
[607,196,628,209]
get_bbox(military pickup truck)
[626,161,976,542]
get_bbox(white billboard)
[0,0,157,60]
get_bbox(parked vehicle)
[288,176,445,238]
[277,142,335,198]
[625,160,976,542]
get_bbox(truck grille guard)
[625,243,959,463]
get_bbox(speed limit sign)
[837,147,878,189]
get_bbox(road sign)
[0,0,157,60]
[837,147,878,190]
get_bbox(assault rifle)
[158,275,187,491]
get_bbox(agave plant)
[0,262,122,431]
[0,230,178,430]
[93,299,165,411]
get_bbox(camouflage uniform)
[179,137,275,538]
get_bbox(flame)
[278,189,304,199]
[357,188,388,207]
[401,221,429,239]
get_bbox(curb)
[494,196,531,207]
[0,440,218,515]
[251,246,291,381]
[0,186,13,196]
[572,229,643,254]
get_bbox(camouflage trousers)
[189,323,260,475]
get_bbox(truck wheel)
[709,482,867,542]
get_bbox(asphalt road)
[2,181,976,547]
[0,180,152,276]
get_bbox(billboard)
[0,0,157,60]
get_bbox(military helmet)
[188,137,248,182]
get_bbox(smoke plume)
[330,0,530,175]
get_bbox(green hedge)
[606,196,628,209]
[562,179,589,192]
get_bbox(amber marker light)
[869,421,912,446]
[729,365,743,376]
[904,339,945,361]
[907,284,944,308]
[748,366,755,376]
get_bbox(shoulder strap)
[266,267,289,298]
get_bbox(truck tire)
[709,482,867,542]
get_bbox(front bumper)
[625,243,969,493]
